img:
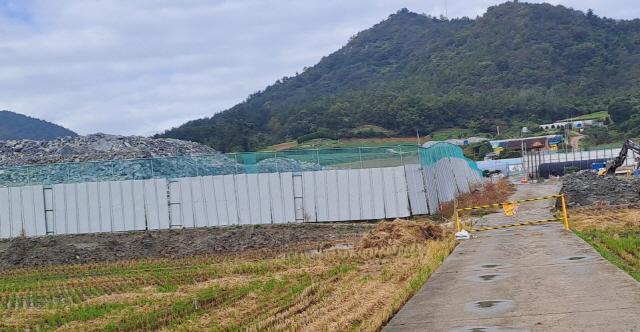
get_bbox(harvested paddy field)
[0,219,456,331]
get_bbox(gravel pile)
[0,133,217,167]
[255,158,321,173]
[561,170,640,206]
[0,134,323,187]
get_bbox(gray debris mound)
[255,158,321,173]
[561,170,640,206]
[0,134,323,187]
[0,133,217,167]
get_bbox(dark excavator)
[601,139,640,175]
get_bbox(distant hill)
[159,1,640,152]
[0,111,77,140]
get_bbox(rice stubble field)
[0,220,455,331]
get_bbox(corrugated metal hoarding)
[0,162,483,239]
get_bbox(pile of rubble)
[0,133,217,167]
[0,134,323,187]
[561,170,640,207]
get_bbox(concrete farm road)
[384,180,640,331]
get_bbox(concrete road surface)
[384,180,640,331]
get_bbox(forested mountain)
[159,2,640,152]
[0,111,77,140]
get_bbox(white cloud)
[0,0,638,136]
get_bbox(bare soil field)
[0,223,376,271]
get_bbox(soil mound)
[561,170,640,207]
[0,223,375,270]
[357,219,446,249]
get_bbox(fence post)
[453,199,462,232]
[561,194,570,230]
[359,147,364,169]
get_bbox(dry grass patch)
[570,206,640,232]
[357,219,448,249]
[439,178,516,218]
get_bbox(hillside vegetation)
[160,2,640,152]
[0,111,77,141]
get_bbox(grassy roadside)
[571,207,640,281]
[0,222,457,331]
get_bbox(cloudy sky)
[1,0,638,136]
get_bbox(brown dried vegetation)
[570,206,640,232]
[439,179,516,218]
[357,219,447,249]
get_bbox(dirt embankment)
[0,223,376,270]
[0,218,451,271]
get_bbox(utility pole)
[445,0,448,18]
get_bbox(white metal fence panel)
[43,186,54,234]
[0,185,46,237]
[337,170,350,221]
[211,176,228,226]
[370,168,387,219]
[450,159,471,194]
[405,165,429,215]
[22,186,46,237]
[168,173,298,227]
[0,160,484,239]
[422,167,440,215]
[180,178,197,228]
[301,172,317,222]
[145,178,170,230]
[223,175,240,225]
[293,174,304,222]
[347,170,361,221]
[280,173,297,223]
[325,170,340,221]
[75,183,90,234]
[235,174,252,225]
[434,160,456,203]
[97,182,112,232]
[300,166,411,222]
[0,188,10,238]
[110,182,126,231]
[358,169,375,220]
[394,166,411,218]
[85,183,100,233]
[189,178,205,228]
[268,173,285,224]
[313,171,328,222]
